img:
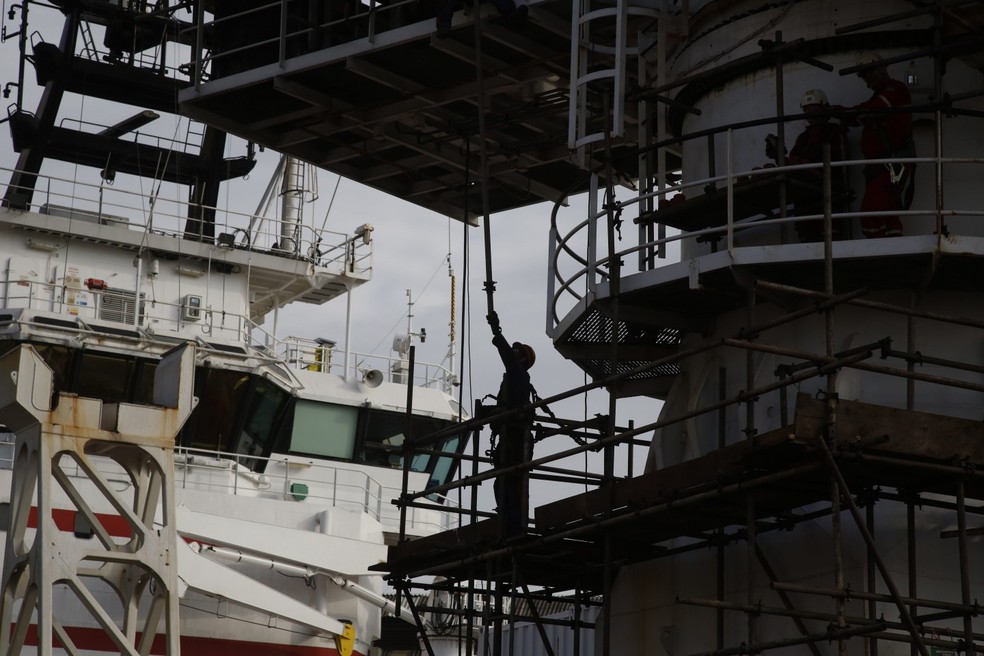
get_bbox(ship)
[0,3,471,656]
[5,0,984,655]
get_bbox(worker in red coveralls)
[486,310,535,537]
[767,88,848,242]
[836,54,915,238]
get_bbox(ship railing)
[257,333,459,394]
[4,279,249,345]
[0,434,458,535]
[0,164,371,275]
[0,431,13,470]
[0,437,456,533]
[173,446,458,534]
[1,283,456,392]
[549,104,984,332]
[182,0,425,86]
[25,1,191,80]
[58,117,204,158]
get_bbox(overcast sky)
[0,5,664,512]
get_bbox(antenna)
[393,290,427,360]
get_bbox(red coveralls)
[850,79,914,238]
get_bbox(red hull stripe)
[27,507,133,539]
[20,624,360,656]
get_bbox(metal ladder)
[568,0,660,166]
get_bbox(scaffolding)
[381,3,984,655]
[383,272,984,654]
[7,1,982,653]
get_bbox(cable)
[318,174,342,232]
[364,255,450,355]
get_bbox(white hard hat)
[800,88,828,108]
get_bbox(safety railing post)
[279,0,287,67]
[587,174,599,298]
[935,109,943,235]
[726,128,734,255]
[193,1,204,90]
[546,222,558,337]
[368,0,377,43]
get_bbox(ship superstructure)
[0,2,468,655]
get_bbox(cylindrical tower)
[551,1,984,653]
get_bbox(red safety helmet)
[512,342,535,368]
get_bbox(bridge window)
[289,400,359,460]
[236,378,291,468]
[358,410,465,490]
[75,352,134,403]
[182,368,250,452]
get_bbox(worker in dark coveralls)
[836,54,915,238]
[487,311,535,537]
[767,88,848,242]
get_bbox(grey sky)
[0,5,663,512]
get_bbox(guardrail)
[0,294,457,392]
[183,0,426,85]
[0,164,371,274]
[549,105,984,333]
[0,438,458,535]
[275,334,458,392]
[176,447,461,534]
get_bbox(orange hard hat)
[512,342,535,368]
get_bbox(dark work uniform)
[490,332,532,537]
[787,121,847,242]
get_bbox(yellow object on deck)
[334,621,355,656]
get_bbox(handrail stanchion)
[587,174,599,298]
[546,221,558,337]
[727,128,735,256]
[193,1,204,90]
[279,0,287,67]
[344,283,353,382]
[935,109,943,235]
[284,458,290,499]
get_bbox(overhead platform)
[380,394,984,593]
[551,234,984,398]
[178,1,654,221]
